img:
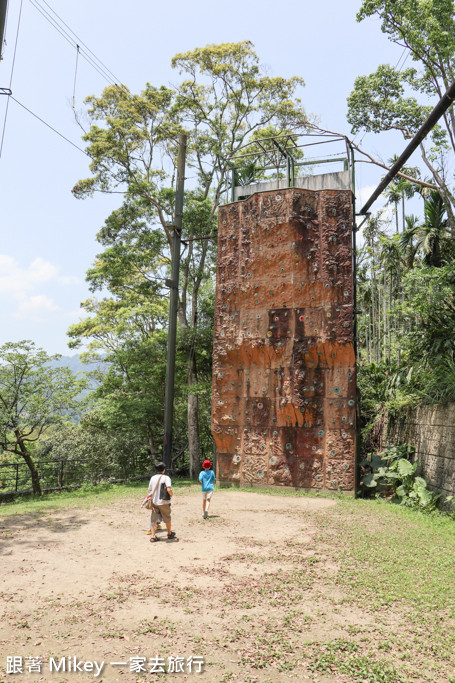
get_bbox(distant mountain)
[47,354,89,375]
[46,354,104,400]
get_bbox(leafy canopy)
[0,340,84,454]
[348,0,455,222]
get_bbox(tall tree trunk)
[367,311,371,363]
[147,428,156,458]
[17,434,42,496]
[187,348,200,479]
[371,243,379,363]
[401,196,405,234]
[388,277,393,366]
[382,277,387,363]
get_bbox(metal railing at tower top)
[225,130,355,204]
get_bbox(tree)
[73,41,308,476]
[0,341,85,495]
[401,264,455,364]
[399,191,453,267]
[67,282,170,458]
[347,0,455,228]
[399,214,420,269]
[384,156,419,233]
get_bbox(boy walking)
[199,459,215,519]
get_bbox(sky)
[0,0,415,355]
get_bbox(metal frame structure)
[227,131,354,203]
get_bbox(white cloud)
[0,254,81,324]
[0,255,80,294]
[15,295,60,322]
[28,257,60,283]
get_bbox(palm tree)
[378,234,403,280]
[384,157,419,233]
[378,234,404,364]
[398,215,420,270]
[400,192,452,267]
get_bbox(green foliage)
[0,341,85,495]
[357,193,455,441]
[401,264,455,362]
[35,422,151,484]
[348,64,430,138]
[71,41,308,474]
[348,0,455,224]
[399,192,453,267]
[361,444,441,510]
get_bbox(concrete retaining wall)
[385,404,455,498]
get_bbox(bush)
[360,444,441,511]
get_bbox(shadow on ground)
[0,511,90,554]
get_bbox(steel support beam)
[359,79,455,215]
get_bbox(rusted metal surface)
[211,188,355,491]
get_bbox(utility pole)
[0,1,8,60]
[163,134,187,472]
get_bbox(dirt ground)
[0,489,423,682]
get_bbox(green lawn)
[306,497,455,682]
[0,478,195,517]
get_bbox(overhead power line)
[28,0,126,90]
[10,95,88,155]
[39,0,123,86]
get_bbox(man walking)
[148,462,177,542]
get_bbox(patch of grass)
[339,654,404,682]
[324,498,455,612]
[308,640,404,682]
[238,632,297,671]
[306,497,455,679]
[100,629,124,639]
[14,620,30,629]
[0,478,194,517]
[134,618,176,635]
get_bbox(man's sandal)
[167,532,177,540]
[149,536,159,543]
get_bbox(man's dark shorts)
[151,503,171,524]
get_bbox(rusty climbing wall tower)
[211,186,356,491]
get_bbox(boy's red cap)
[202,459,212,469]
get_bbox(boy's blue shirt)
[199,469,215,491]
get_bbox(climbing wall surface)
[211,188,356,491]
